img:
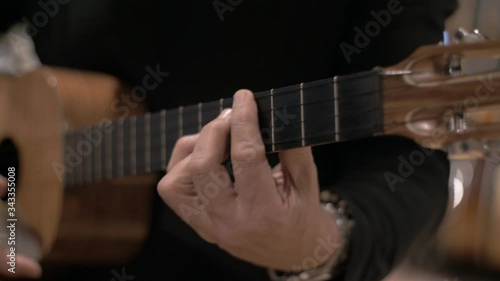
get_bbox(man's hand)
[0,176,42,279]
[157,90,339,271]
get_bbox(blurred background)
[446,0,500,39]
[386,1,500,280]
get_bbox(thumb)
[278,147,319,195]
[1,250,42,279]
[17,254,42,279]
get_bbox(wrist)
[299,206,341,270]
[269,191,354,281]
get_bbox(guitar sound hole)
[0,139,19,201]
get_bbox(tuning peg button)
[473,29,490,40]
[454,27,489,43]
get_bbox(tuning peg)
[447,113,468,133]
[485,142,500,164]
[473,29,490,40]
[454,27,489,43]
[441,28,488,46]
[447,139,486,160]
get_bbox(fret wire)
[254,83,322,102]
[131,116,137,175]
[106,126,112,179]
[254,82,309,101]
[118,119,124,177]
[71,101,377,159]
[161,109,167,170]
[254,86,372,102]
[270,89,276,152]
[198,103,202,132]
[300,82,305,147]
[273,101,377,116]
[138,102,378,151]
[252,71,377,102]
[63,71,381,183]
[147,106,381,153]
[333,77,340,142]
[149,124,377,155]
[178,106,184,138]
[133,108,377,142]
[145,113,151,173]
[253,90,377,115]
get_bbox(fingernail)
[220,108,232,119]
[233,90,248,105]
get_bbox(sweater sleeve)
[313,136,450,281]
[316,1,457,279]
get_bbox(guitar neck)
[63,70,383,186]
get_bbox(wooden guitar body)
[0,68,156,266]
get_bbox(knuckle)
[166,162,174,173]
[204,119,227,134]
[232,106,254,125]
[188,157,212,176]
[175,135,197,150]
[157,177,174,197]
[232,141,265,163]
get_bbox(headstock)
[381,30,500,159]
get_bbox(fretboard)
[63,70,382,186]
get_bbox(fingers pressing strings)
[167,134,199,173]
[230,90,278,205]
[158,109,235,224]
[189,108,236,213]
[278,147,319,199]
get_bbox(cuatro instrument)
[1,33,500,273]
